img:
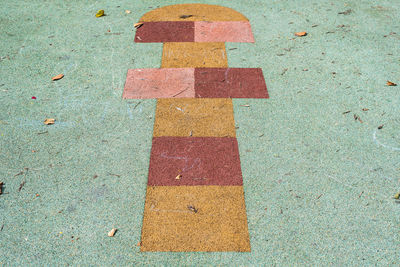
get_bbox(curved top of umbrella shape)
[139,4,249,22]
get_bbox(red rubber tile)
[123,68,195,99]
[135,21,195,43]
[194,68,269,98]
[194,21,254,43]
[148,137,243,186]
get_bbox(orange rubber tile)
[161,42,228,68]
[140,185,251,252]
[139,4,249,22]
[153,98,236,137]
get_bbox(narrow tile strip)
[153,98,236,137]
[139,4,249,22]
[161,42,228,68]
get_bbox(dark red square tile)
[148,137,243,186]
[194,68,269,98]
[135,21,195,43]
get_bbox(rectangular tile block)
[195,21,254,43]
[194,68,269,98]
[153,98,236,137]
[135,21,195,43]
[140,185,251,252]
[161,42,228,68]
[148,137,243,186]
[123,68,195,99]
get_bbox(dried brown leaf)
[295,31,307,37]
[387,81,397,86]
[108,228,117,237]
[44,118,55,125]
[52,74,64,81]
[134,22,143,29]
[179,14,193,19]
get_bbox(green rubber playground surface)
[1,0,399,265]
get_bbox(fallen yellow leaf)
[125,10,131,14]
[387,81,397,86]
[52,74,64,81]
[44,118,55,125]
[295,31,307,37]
[96,10,105,18]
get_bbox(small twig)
[14,171,24,177]
[107,172,121,177]
[0,224,4,231]
[18,181,26,192]
[359,191,364,198]
[172,88,189,97]
[316,194,323,199]
[338,9,352,15]
[133,101,141,110]
[192,177,207,180]
[354,114,363,123]
[37,131,48,135]
[179,14,193,19]
[0,182,3,195]
[342,110,351,114]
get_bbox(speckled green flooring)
[0,0,399,265]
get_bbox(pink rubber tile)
[194,21,254,43]
[123,68,195,99]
